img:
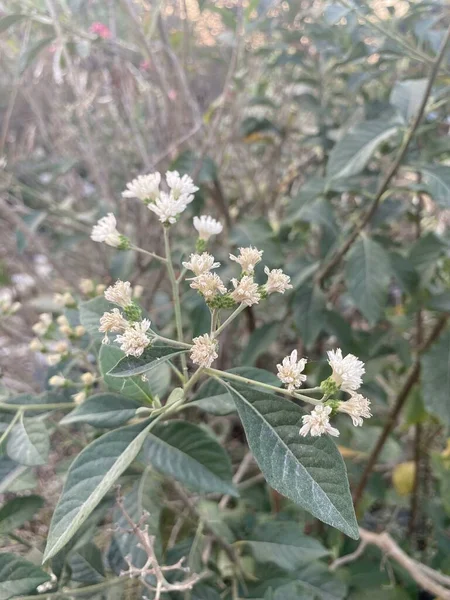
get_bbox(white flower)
[54,292,75,307]
[72,390,86,405]
[96,284,106,295]
[338,393,372,427]
[182,253,220,276]
[166,170,198,200]
[327,348,365,392]
[81,372,95,386]
[190,334,218,368]
[53,340,69,354]
[57,315,69,327]
[190,272,227,300]
[148,191,191,224]
[122,172,161,202]
[193,215,223,241]
[277,350,307,392]
[32,313,52,336]
[99,308,128,344]
[74,325,86,337]
[104,281,133,308]
[79,279,95,294]
[46,353,62,366]
[299,405,340,437]
[230,276,261,306]
[229,247,263,274]
[49,375,66,387]
[29,338,44,352]
[115,319,151,357]
[264,267,292,295]
[91,213,122,247]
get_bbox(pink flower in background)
[139,59,151,71]
[168,89,177,101]
[90,22,112,39]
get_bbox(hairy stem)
[164,227,188,379]
[213,304,246,338]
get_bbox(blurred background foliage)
[1,0,450,598]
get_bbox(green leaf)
[421,330,450,425]
[0,14,27,34]
[419,165,450,209]
[327,114,403,180]
[43,420,153,561]
[243,521,329,570]
[100,345,169,402]
[79,297,112,341]
[409,232,446,274]
[345,235,391,324]
[113,469,163,568]
[7,416,50,466]
[0,495,44,535]
[241,323,280,366]
[389,79,428,121]
[224,382,359,539]
[293,285,326,348]
[0,553,50,600]
[191,368,281,415]
[143,421,237,496]
[68,543,105,584]
[61,394,141,428]
[108,344,187,378]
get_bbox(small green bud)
[207,294,237,310]
[320,376,340,396]
[124,302,142,322]
[259,286,268,300]
[324,399,340,416]
[195,238,207,253]
[118,235,131,250]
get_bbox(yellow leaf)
[392,461,416,496]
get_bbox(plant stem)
[153,334,191,349]
[163,227,188,379]
[353,315,448,508]
[0,402,76,413]
[213,304,246,338]
[0,410,22,446]
[315,24,450,288]
[183,368,204,396]
[14,577,126,599]
[203,368,321,406]
[131,244,167,264]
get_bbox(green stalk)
[0,410,22,446]
[213,304,246,338]
[203,368,321,406]
[163,226,188,379]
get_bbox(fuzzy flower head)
[182,253,220,277]
[193,215,223,241]
[338,393,372,427]
[327,348,365,392]
[300,405,340,438]
[229,247,263,274]
[190,334,218,368]
[264,267,292,295]
[166,170,199,200]
[115,319,151,357]
[99,308,128,344]
[91,213,122,247]
[104,281,133,309]
[32,313,52,336]
[148,191,191,224]
[277,350,307,392]
[122,172,161,203]
[190,272,227,300]
[230,276,261,306]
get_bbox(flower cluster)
[29,311,86,366]
[275,347,371,438]
[122,170,198,225]
[190,334,218,368]
[185,245,291,309]
[99,281,151,357]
